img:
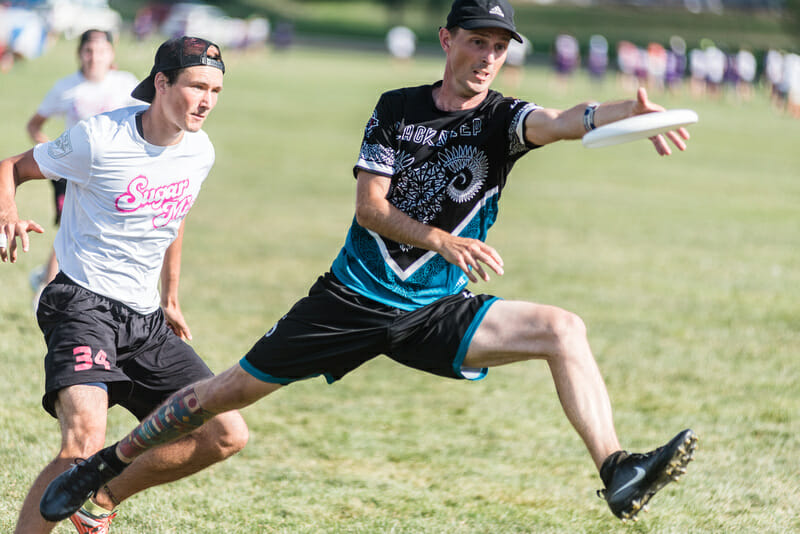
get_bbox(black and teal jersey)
[332,82,540,311]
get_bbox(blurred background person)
[688,45,708,98]
[764,48,785,110]
[0,15,11,73]
[386,25,417,65]
[723,51,739,97]
[783,52,800,118]
[502,32,531,89]
[245,16,271,51]
[735,47,757,102]
[586,34,609,86]
[0,4,49,70]
[646,42,667,92]
[551,32,580,91]
[616,40,641,92]
[133,3,171,42]
[272,21,295,50]
[702,40,727,99]
[26,29,139,308]
[665,36,687,93]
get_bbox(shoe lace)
[69,457,105,496]
[626,447,660,462]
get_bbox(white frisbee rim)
[582,109,698,149]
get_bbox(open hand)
[633,87,691,156]
[0,219,44,263]
[438,235,504,283]
[163,303,193,341]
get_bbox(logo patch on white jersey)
[115,175,194,229]
[48,131,73,159]
[490,6,505,17]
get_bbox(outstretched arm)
[524,87,690,155]
[0,150,46,263]
[355,170,504,283]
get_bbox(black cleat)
[40,454,120,522]
[598,429,698,522]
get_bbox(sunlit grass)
[0,36,798,533]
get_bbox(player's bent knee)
[203,410,249,459]
[555,309,587,339]
[547,308,588,355]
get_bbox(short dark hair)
[161,69,183,85]
[78,29,113,53]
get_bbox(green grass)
[1,36,799,533]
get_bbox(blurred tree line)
[372,0,451,25]
[786,0,800,39]
[110,0,797,52]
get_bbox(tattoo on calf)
[117,386,216,461]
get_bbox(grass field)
[1,36,799,533]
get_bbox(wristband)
[583,102,599,132]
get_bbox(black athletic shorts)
[240,272,499,385]
[52,178,67,224]
[36,272,214,420]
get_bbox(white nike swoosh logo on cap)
[611,466,646,498]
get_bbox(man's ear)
[439,27,451,52]
[154,71,168,98]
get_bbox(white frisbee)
[582,109,698,149]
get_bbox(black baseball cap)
[446,0,522,43]
[132,36,225,103]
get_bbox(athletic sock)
[98,443,129,474]
[83,498,114,516]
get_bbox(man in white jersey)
[41,0,696,526]
[0,36,248,534]
[26,29,140,304]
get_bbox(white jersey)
[33,106,215,314]
[36,70,140,129]
[736,50,757,83]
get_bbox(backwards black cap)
[446,0,522,43]
[132,36,225,103]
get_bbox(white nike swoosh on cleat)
[611,466,646,498]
